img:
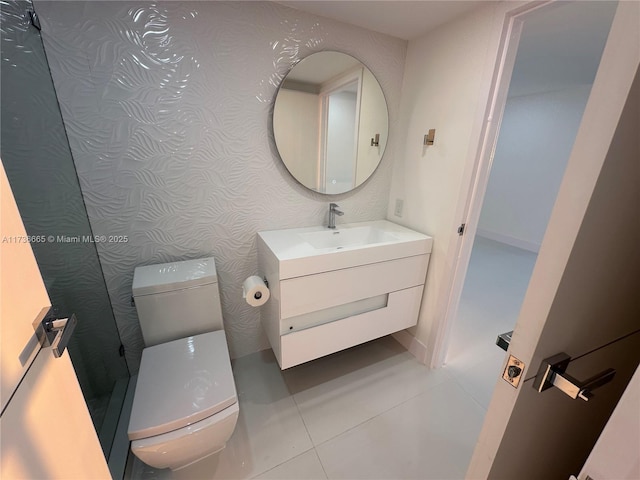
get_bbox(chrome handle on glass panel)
[33,308,77,358]
[533,352,615,401]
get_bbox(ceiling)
[277,1,618,98]
[276,1,490,40]
[287,52,361,84]
[508,1,617,97]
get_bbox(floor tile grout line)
[312,375,460,450]
[244,376,317,480]
[310,378,446,447]
[290,384,317,447]
[287,391,330,479]
[129,334,493,480]
[313,447,330,480]
[445,346,503,372]
[448,371,490,414]
[288,356,455,477]
[248,446,317,480]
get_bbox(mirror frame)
[272,51,389,195]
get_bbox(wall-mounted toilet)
[128,257,238,471]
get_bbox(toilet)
[127,257,239,471]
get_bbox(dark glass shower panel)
[0,0,129,456]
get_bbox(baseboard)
[392,330,428,364]
[476,228,540,253]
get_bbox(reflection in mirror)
[273,52,389,194]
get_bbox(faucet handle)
[327,203,344,229]
[330,203,344,215]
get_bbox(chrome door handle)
[496,330,513,351]
[533,352,615,401]
[33,308,77,358]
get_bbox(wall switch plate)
[394,198,404,217]
[502,354,524,388]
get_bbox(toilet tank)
[132,257,224,347]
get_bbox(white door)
[0,160,110,479]
[467,2,640,478]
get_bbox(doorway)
[443,1,618,403]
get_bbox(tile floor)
[445,236,537,409]
[128,337,486,480]
[127,237,537,480]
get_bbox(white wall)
[356,68,388,185]
[273,88,320,189]
[388,1,618,364]
[387,2,510,359]
[477,85,593,252]
[326,90,358,193]
[1,1,129,397]
[37,1,406,372]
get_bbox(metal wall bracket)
[423,129,435,146]
[33,308,77,358]
[533,352,615,401]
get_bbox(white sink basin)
[258,220,433,279]
[299,225,399,250]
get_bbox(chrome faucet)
[328,203,344,229]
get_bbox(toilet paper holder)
[242,275,270,307]
[254,277,269,299]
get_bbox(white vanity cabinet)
[257,220,432,369]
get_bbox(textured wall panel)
[36,1,406,372]
[0,0,129,400]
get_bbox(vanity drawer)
[279,285,423,369]
[279,254,429,319]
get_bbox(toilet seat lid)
[128,330,237,441]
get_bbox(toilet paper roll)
[243,275,270,307]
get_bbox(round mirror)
[273,52,389,194]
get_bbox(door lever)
[533,352,615,401]
[33,308,77,358]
